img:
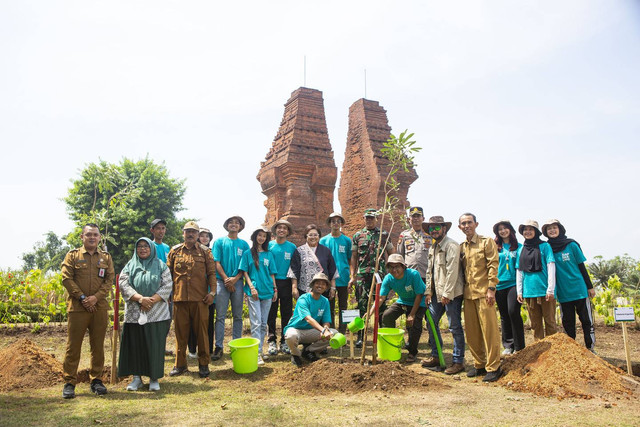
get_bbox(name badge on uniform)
[98,268,105,278]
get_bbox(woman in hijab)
[493,220,525,354]
[289,224,337,327]
[515,220,557,341]
[118,237,173,391]
[542,219,596,350]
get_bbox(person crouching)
[283,273,337,367]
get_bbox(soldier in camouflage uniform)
[348,208,394,347]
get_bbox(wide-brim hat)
[183,220,199,231]
[492,220,515,236]
[199,227,213,240]
[518,220,541,236]
[223,215,245,232]
[270,219,293,235]
[309,272,330,288]
[326,212,345,225]
[386,253,406,267]
[250,226,272,241]
[422,215,452,232]
[541,219,566,238]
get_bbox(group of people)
[59,207,595,398]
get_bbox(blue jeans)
[247,297,272,354]
[427,295,465,364]
[215,279,244,349]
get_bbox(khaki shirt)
[167,243,216,302]
[460,233,499,300]
[61,247,115,312]
[425,235,464,300]
[397,228,431,278]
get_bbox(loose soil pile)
[273,358,447,394]
[499,333,637,400]
[0,338,63,392]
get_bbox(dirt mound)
[499,333,636,400]
[0,338,64,392]
[273,358,447,394]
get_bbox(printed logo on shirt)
[339,245,346,253]
[237,248,244,256]
[263,259,270,267]
[284,252,291,260]
[562,253,571,262]
[317,309,325,316]
[405,285,413,292]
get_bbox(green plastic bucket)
[228,337,260,374]
[347,317,365,333]
[330,332,347,349]
[377,328,404,361]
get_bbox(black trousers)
[188,303,215,354]
[267,279,293,343]
[336,286,349,333]
[560,297,595,350]
[495,286,525,351]
[382,302,426,356]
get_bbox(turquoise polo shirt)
[380,268,426,308]
[516,242,555,298]
[553,242,588,303]
[319,234,352,287]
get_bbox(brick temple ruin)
[257,88,417,245]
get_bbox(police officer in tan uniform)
[167,221,216,378]
[61,223,114,399]
[397,206,431,281]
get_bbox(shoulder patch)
[172,243,183,250]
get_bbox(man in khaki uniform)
[167,221,216,378]
[459,213,502,382]
[61,223,114,399]
[396,206,430,281]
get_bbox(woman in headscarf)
[515,220,557,341]
[542,219,595,350]
[493,220,525,354]
[118,237,173,391]
[289,224,337,327]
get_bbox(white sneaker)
[188,352,198,359]
[149,380,160,391]
[262,352,269,360]
[501,348,513,356]
[257,355,265,366]
[268,341,278,356]
[126,376,143,391]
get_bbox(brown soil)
[0,338,64,392]
[499,333,638,400]
[272,357,449,394]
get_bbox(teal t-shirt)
[380,268,426,308]
[154,242,170,263]
[212,236,250,280]
[319,234,352,287]
[239,250,278,300]
[553,242,588,303]
[268,240,297,280]
[283,292,331,335]
[497,243,520,290]
[516,242,555,298]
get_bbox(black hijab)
[520,230,544,273]
[547,234,578,254]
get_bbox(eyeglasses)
[428,225,443,232]
[136,245,151,250]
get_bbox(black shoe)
[291,355,303,367]
[198,364,210,378]
[169,366,188,377]
[90,379,107,396]
[482,367,503,382]
[355,339,363,348]
[211,347,223,361]
[319,349,328,355]
[62,383,75,399]
[302,350,320,362]
[467,367,487,378]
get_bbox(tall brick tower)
[338,98,418,245]
[257,87,337,245]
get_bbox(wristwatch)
[79,294,86,302]
[488,287,496,291]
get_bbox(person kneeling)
[283,273,337,367]
[371,254,426,363]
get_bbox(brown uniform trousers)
[167,243,216,367]
[60,246,114,384]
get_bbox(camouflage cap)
[363,208,378,217]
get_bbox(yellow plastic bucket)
[228,337,260,374]
[377,328,404,361]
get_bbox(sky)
[1,0,639,269]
